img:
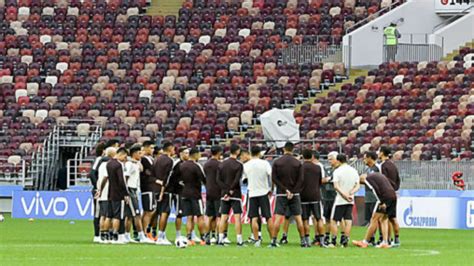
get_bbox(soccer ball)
[174,236,188,249]
[0,214,4,222]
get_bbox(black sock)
[187,234,192,240]
[272,237,277,244]
[146,225,151,234]
[331,236,337,245]
[395,234,399,241]
[152,229,157,238]
[369,236,375,243]
[224,231,228,238]
[282,233,287,239]
[93,217,100,237]
[113,231,118,241]
[211,231,216,238]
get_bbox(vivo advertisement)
[11,189,474,229]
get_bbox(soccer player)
[321,152,337,246]
[106,148,130,244]
[153,142,175,245]
[329,153,360,248]
[167,147,190,240]
[140,141,157,241]
[179,147,207,245]
[96,147,116,243]
[378,146,401,247]
[271,142,306,248]
[311,151,327,245]
[124,145,153,244]
[362,151,381,245]
[353,172,396,249]
[243,146,274,247]
[217,144,245,246]
[204,145,223,245]
[300,149,328,247]
[90,142,105,243]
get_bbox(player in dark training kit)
[179,148,207,245]
[271,142,307,248]
[353,172,397,249]
[140,141,157,241]
[152,142,175,245]
[217,144,245,246]
[379,146,401,247]
[300,149,328,247]
[204,146,223,245]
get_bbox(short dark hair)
[230,144,241,155]
[95,143,106,156]
[116,147,129,156]
[105,139,120,148]
[302,149,313,160]
[379,146,391,157]
[312,151,320,160]
[179,147,189,154]
[130,146,141,156]
[251,146,261,156]
[189,147,200,156]
[162,142,174,152]
[142,140,155,148]
[284,141,294,152]
[364,151,377,161]
[153,147,161,156]
[336,154,347,163]
[210,146,222,156]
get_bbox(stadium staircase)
[443,40,474,62]
[147,0,182,16]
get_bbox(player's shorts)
[301,201,322,221]
[181,198,204,217]
[274,194,302,216]
[99,200,113,218]
[128,188,140,217]
[220,198,243,215]
[376,199,397,218]
[322,200,335,221]
[111,200,131,220]
[206,199,221,217]
[171,194,183,218]
[141,191,156,212]
[157,193,171,214]
[331,204,353,222]
[248,195,272,219]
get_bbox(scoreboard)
[435,0,473,13]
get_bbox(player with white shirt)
[96,147,116,244]
[124,146,154,244]
[243,146,275,247]
[329,153,360,248]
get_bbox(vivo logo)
[20,192,93,217]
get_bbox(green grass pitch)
[1,214,473,265]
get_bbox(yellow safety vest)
[384,26,397,46]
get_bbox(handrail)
[432,4,474,32]
[345,0,404,34]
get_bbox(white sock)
[219,233,225,243]
[362,239,368,244]
[158,231,165,239]
[258,231,262,237]
[125,233,130,240]
[176,230,181,238]
[191,231,196,239]
[237,234,242,244]
[138,231,145,239]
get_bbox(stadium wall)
[430,11,474,56]
[9,188,474,230]
[343,0,446,68]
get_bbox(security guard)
[384,23,401,62]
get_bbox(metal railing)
[383,33,444,63]
[345,0,405,34]
[433,4,474,32]
[280,43,342,65]
[351,159,473,190]
[0,158,27,186]
[67,157,94,188]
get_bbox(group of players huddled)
[90,140,401,249]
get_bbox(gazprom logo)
[403,201,438,227]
